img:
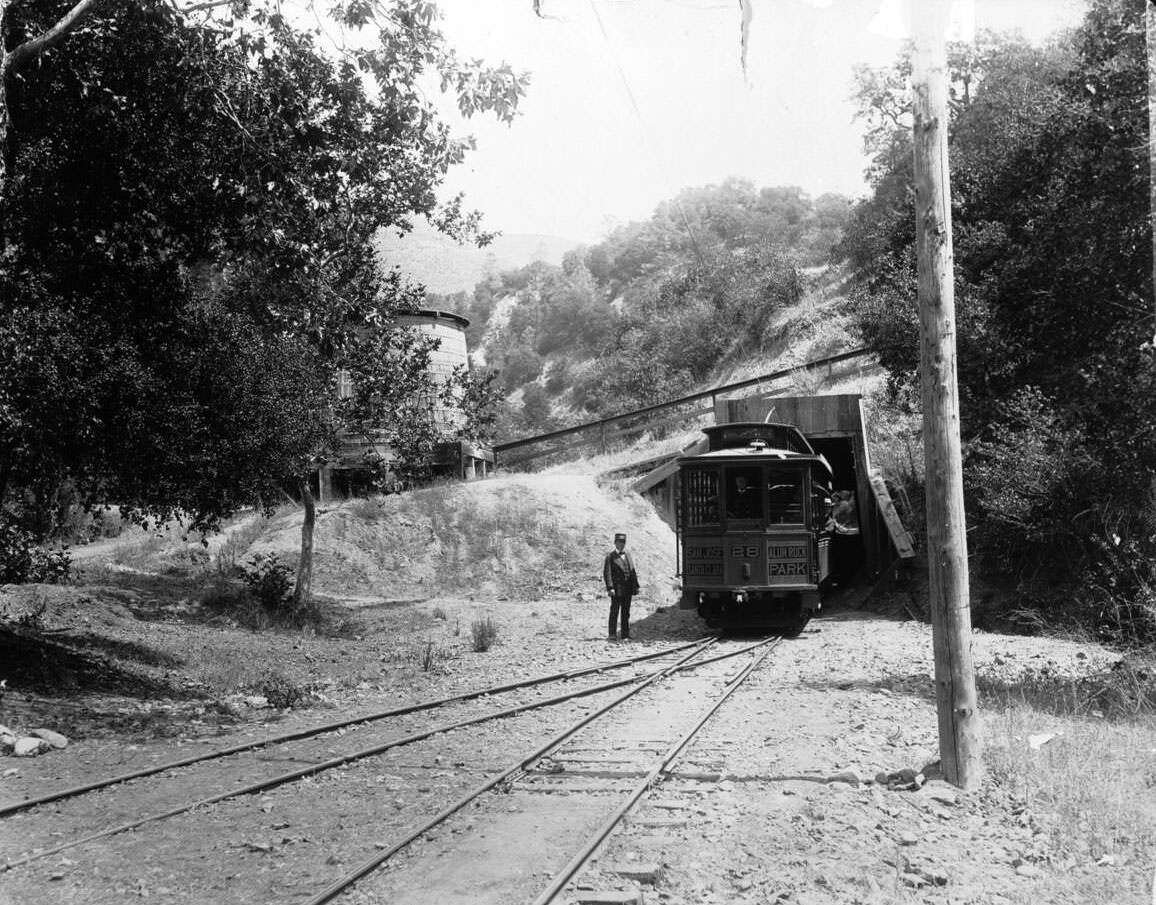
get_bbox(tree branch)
[5,0,103,73]
[173,0,235,15]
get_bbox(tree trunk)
[1,42,12,186]
[293,476,315,609]
[0,0,104,186]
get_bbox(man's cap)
[614,533,627,542]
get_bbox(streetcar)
[676,421,842,633]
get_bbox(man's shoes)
[607,634,617,642]
[621,635,631,642]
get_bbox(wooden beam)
[868,472,915,560]
[911,0,981,790]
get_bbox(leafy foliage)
[242,553,295,612]
[0,517,70,584]
[0,0,525,554]
[842,0,1155,642]
[259,670,307,709]
[465,181,843,431]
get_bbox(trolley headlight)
[735,591,747,605]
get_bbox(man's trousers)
[608,593,632,639]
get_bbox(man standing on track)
[603,532,640,641]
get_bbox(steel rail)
[2,638,726,872]
[529,639,780,905]
[297,637,725,905]
[299,637,780,905]
[0,638,708,819]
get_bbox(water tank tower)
[321,309,493,499]
[395,309,470,434]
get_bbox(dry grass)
[378,636,457,675]
[214,512,279,574]
[110,533,170,568]
[980,668,1156,895]
[470,616,499,652]
[187,646,310,706]
[536,423,706,477]
[986,710,1156,878]
[189,644,272,692]
[395,483,589,601]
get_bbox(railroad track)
[312,637,781,905]
[0,638,708,820]
[1,636,782,904]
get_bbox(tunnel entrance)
[810,435,864,587]
[633,393,914,593]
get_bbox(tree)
[843,0,1155,640]
[0,0,102,184]
[519,382,553,433]
[0,0,527,602]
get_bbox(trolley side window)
[685,467,720,526]
[811,477,832,530]
[766,466,805,524]
[725,465,764,521]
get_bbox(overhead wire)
[584,0,706,265]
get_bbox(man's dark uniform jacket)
[603,550,640,595]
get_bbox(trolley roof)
[678,422,831,475]
[702,422,816,453]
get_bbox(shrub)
[470,616,499,652]
[241,553,294,611]
[259,670,306,709]
[544,359,569,395]
[416,639,453,673]
[1079,653,1156,718]
[500,344,544,391]
[1083,526,1156,647]
[215,512,274,575]
[95,508,125,538]
[0,519,71,584]
[347,497,389,522]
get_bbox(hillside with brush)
[433,180,859,441]
[251,472,678,604]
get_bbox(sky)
[427,0,1089,244]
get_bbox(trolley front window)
[725,465,764,521]
[685,468,720,526]
[766,466,805,524]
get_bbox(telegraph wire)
[585,0,706,266]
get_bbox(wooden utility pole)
[910,0,981,790]
[1148,0,1156,324]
